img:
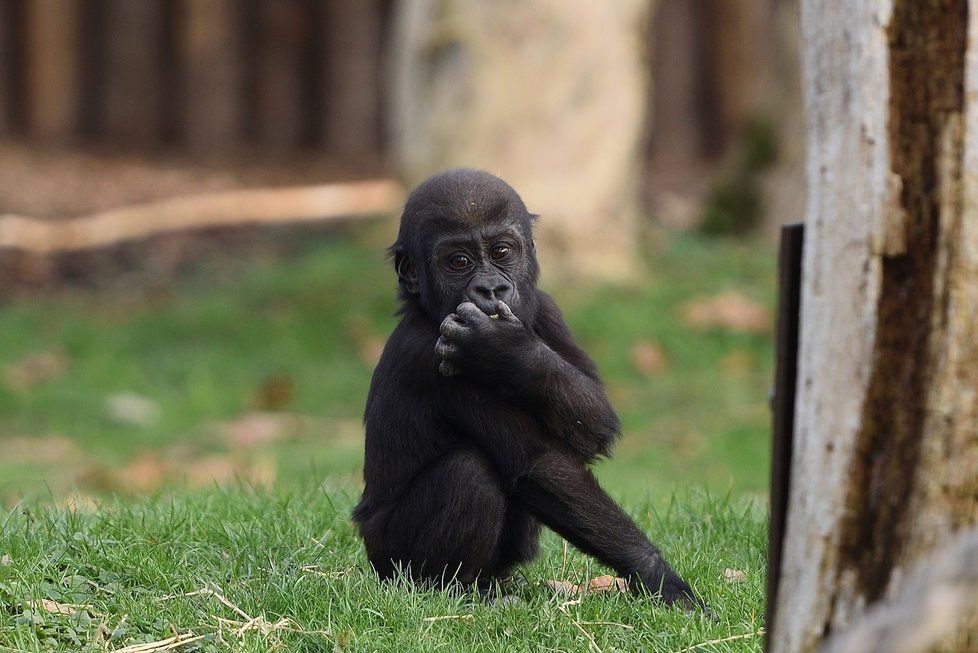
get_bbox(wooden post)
[766,222,804,651]
[0,0,26,134]
[321,0,382,158]
[180,0,243,152]
[102,0,163,146]
[252,0,308,150]
[25,0,81,141]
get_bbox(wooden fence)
[0,0,389,158]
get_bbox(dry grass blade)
[421,614,475,623]
[670,629,765,653]
[110,633,204,653]
[558,602,602,653]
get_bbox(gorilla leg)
[496,508,541,576]
[359,447,520,588]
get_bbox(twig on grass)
[422,614,476,623]
[110,632,205,653]
[557,599,602,653]
[670,628,766,653]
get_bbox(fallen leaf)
[221,412,290,448]
[0,435,81,465]
[587,575,629,593]
[629,341,668,376]
[682,291,771,334]
[115,453,168,493]
[720,349,754,376]
[251,374,294,411]
[105,393,160,427]
[544,576,629,597]
[184,453,277,488]
[1,553,10,565]
[543,580,579,596]
[723,568,748,584]
[29,599,89,616]
[59,492,99,513]
[344,315,386,367]
[3,350,67,393]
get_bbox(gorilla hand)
[436,301,528,378]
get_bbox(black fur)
[353,168,699,607]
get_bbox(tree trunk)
[388,0,650,281]
[772,2,978,652]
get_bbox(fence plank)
[103,0,163,145]
[25,0,81,141]
[253,0,308,149]
[181,0,242,151]
[322,0,382,157]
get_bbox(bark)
[772,2,978,652]
[388,0,650,281]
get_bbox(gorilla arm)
[436,300,620,461]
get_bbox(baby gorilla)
[353,168,699,608]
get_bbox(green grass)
[0,224,777,651]
[1,488,766,652]
[0,227,776,501]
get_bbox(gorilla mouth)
[489,314,500,319]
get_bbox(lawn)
[0,224,777,651]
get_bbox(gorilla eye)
[449,254,471,270]
[490,245,511,261]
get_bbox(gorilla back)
[353,168,700,607]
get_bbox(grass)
[0,223,777,651]
[1,488,766,652]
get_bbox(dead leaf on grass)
[29,599,91,616]
[59,492,99,513]
[682,291,771,334]
[220,412,290,448]
[629,341,668,376]
[344,315,386,368]
[251,374,294,411]
[0,434,81,465]
[586,575,629,593]
[2,349,67,393]
[114,453,169,493]
[723,568,748,584]
[357,337,386,368]
[1,553,10,565]
[720,349,754,376]
[184,453,277,488]
[543,575,629,597]
[105,392,161,427]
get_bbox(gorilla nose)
[468,278,513,314]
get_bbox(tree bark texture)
[772,2,978,652]
[388,0,650,281]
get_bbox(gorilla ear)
[394,251,419,294]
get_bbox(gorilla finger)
[455,302,486,320]
[434,336,457,358]
[439,315,466,337]
[494,301,520,324]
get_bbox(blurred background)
[0,0,803,506]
